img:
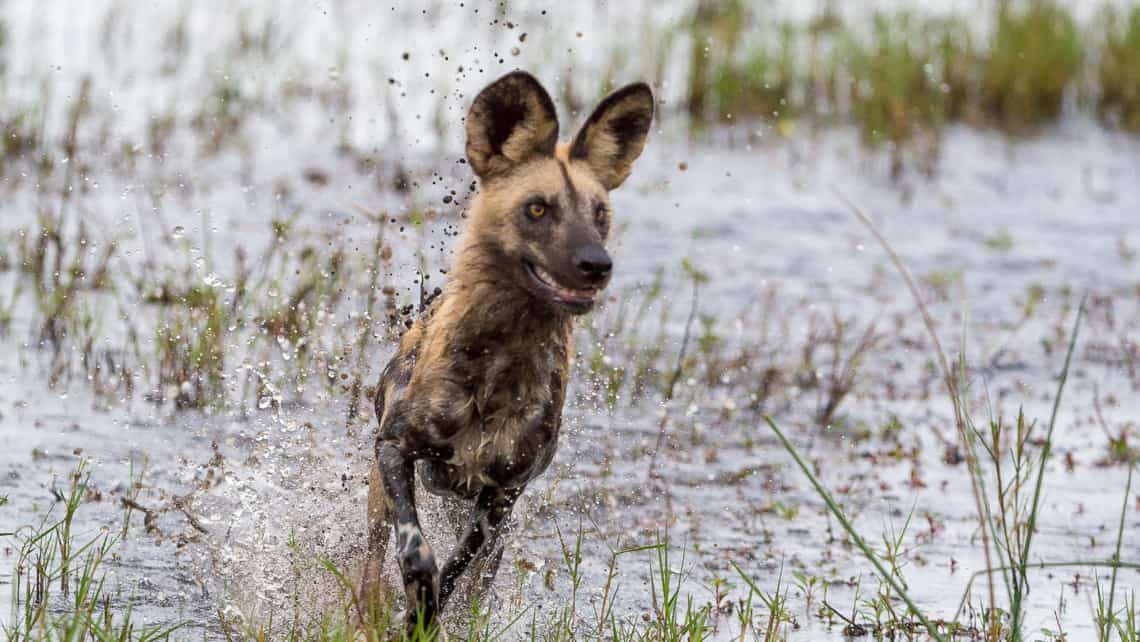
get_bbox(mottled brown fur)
[363,71,653,629]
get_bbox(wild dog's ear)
[570,83,654,190]
[466,71,559,180]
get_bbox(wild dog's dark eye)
[525,201,546,220]
[594,203,608,224]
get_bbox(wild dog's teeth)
[535,265,596,299]
[534,265,555,286]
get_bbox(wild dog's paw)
[398,530,440,627]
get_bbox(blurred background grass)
[1,0,1138,180]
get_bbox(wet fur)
[363,71,653,629]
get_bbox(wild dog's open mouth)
[524,260,598,306]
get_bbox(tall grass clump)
[687,0,795,125]
[843,12,961,176]
[933,17,980,124]
[1097,5,1140,131]
[980,0,1081,133]
[707,21,796,123]
[845,13,948,146]
[675,0,1140,174]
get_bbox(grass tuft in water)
[1097,5,1140,132]
[981,0,1081,135]
[3,460,184,641]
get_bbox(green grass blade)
[764,415,944,641]
[1104,459,1135,639]
[1014,297,1084,635]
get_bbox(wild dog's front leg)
[438,485,521,610]
[376,441,440,627]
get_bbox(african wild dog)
[363,71,654,627]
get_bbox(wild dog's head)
[463,71,653,315]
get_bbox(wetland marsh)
[1,1,1139,640]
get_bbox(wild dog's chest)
[439,342,569,491]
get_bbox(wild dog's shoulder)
[375,291,480,444]
[383,289,447,375]
[373,293,443,430]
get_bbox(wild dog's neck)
[443,233,574,345]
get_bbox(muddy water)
[2,0,1140,638]
[2,121,1139,639]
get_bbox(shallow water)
[3,1,1140,639]
[3,121,1139,639]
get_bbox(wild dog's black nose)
[574,244,612,283]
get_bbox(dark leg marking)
[376,440,440,628]
[472,531,507,597]
[437,485,521,610]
